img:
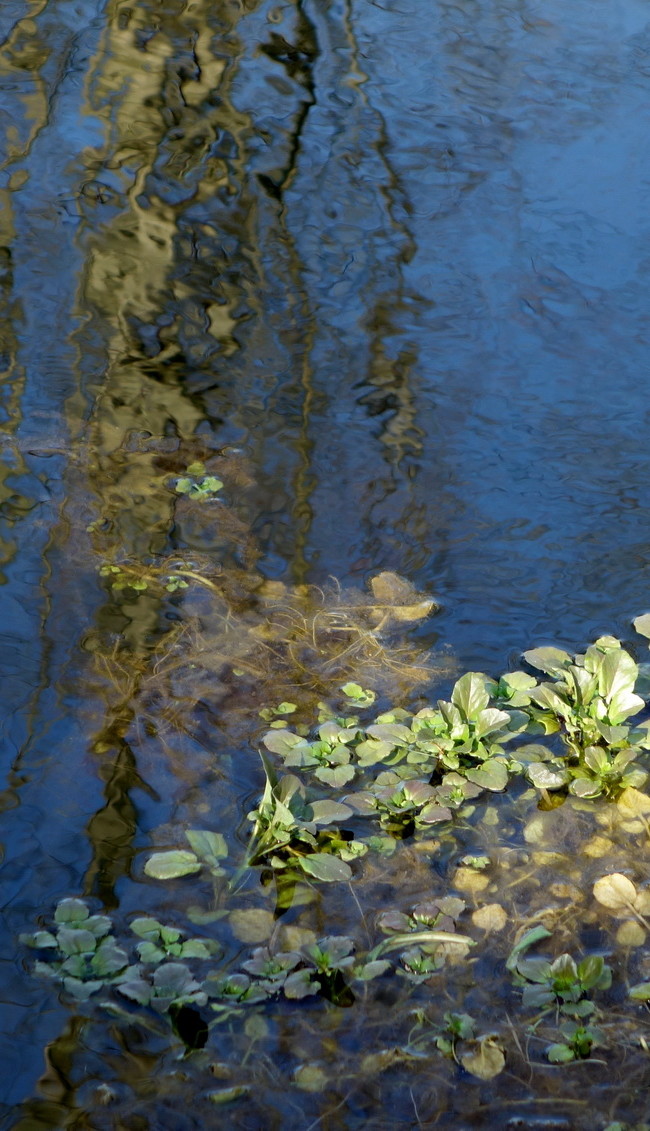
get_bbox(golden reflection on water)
[5,1,650,1128]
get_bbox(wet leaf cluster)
[258,635,650,872]
[173,461,224,501]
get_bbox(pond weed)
[21,466,650,1127]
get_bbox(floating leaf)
[315,764,356,788]
[299,854,352,882]
[54,899,91,924]
[633,613,650,641]
[527,763,571,790]
[63,977,104,1001]
[465,759,509,792]
[20,931,57,949]
[57,928,97,956]
[629,982,650,1001]
[117,977,152,1006]
[459,1037,505,1079]
[283,969,320,999]
[547,1043,575,1064]
[91,938,129,977]
[366,723,412,745]
[354,959,391,981]
[185,830,227,863]
[180,939,214,959]
[308,800,353,825]
[523,647,572,676]
[593,873,637,912]
[262,730,306,758]
[144,850,202,880]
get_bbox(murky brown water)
[2,0,650,1127]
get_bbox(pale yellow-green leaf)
[616,920,646,947]
[634,890,650,915]
[593,873,637,911]
[277,925,317,951]
[228,909,275,944]
[617,787,650,820]
[208,1087,250,1105]
[583,835,615,859]
[360,1048,414,1075]
[548,883,583,902]
[293,1064,329,1092]
[244,1015,269,1041]
[471,904,507,933]
[453,867,490,895]
[143,850,201,880]
[459,1038,505,1080]
[481,806,500,826]
[523,817,547,844]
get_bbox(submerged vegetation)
[20,470,650,1127]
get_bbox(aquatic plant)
[522,637,650,796]
[245,755,365,882]
[173,461,224,500]
[21,899,129,1002]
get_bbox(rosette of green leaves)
[247,755,365,882]
[522,638,650,794]
[21,898,129,1001]
[241,947,302,994]
[408,672,528,791]
[174,463,223,500]
[344,775,452,835]
[514,952,611,1018]
[546,1020,604,1064]
[486,671,538,708]
[130,917,218,963]
[377,897,467,938]
[117,962,207,1011]
[523,638,646,754]
[263,721,360,787]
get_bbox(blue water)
[1,0,650,1124]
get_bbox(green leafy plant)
[405,1009,505,1079]
[21,898,129,1002]
[344,775,452,836]
[144,829,228,881]
[117,962,208,1011]
[340,682,376,706]
[130,917,218,963]
[522,637,650,796]
[258,701,297,723]
[519,952,611,1016]
[434,1011,477,1058]
[263,671,527,799]
[246,755,365,883]
[174,462,223,500]
[546,1020,604,1064]
[99,563,149,592]
[264,721,360,787]
[511,938,611,1020]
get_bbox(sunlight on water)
[2,0,650,1127]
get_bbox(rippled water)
[2,0,650,1126]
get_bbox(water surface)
[2,0,650,1126]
